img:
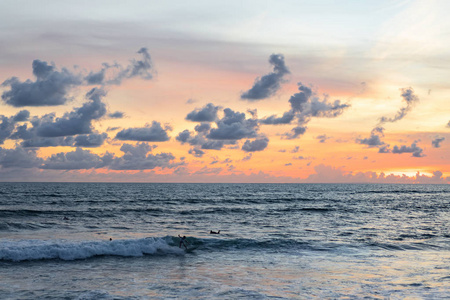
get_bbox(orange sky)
[0,0,449,183]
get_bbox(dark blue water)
[0,183,449,299]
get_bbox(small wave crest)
[0,236,183,262]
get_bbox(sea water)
[0,183,448,299]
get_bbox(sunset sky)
[0,0,449,183]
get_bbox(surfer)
[210,230,220,234]
[178,235,188,250]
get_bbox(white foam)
[0,237,183,261]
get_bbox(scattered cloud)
[379,87,419,124]
[207,108,259,140]
[316,134,331,143]
[108,111,124,119]
[391,142,425,157]
[186,103,220,122]
[109,143,176,170]
[1,60,82,107]
[115,121,170,142]
[41,147,111,170]
[432,136,445,148]
[241,54,290,101]
[261,82,349,139]
[241,137,269,152]
[0,110,29,144]
[0,147,43,168]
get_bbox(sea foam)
[0,237,183,261]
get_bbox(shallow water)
[1,183,449,299]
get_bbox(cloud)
[260,82,349,139]
[115,121,170,142]
[260,111,295,125]
[447,120,450,128]
[176,106,260,153]
[288,84,313,112]
[379,87,419,124]
[207,108,259,140]
[356,127,385,147]
[108,111,124,119]
[242,153,252,161]
[109,142,176,170]
[290,146,299,153]
[85,47,154,85]
[283,126,307,139]
[74,133,108,147]
[33,87,107,137]
[188,148,205,157]
[241,137,269,152]
[241,54,290,101]
[40,143,177,171]
[304,164,447,184]
[1,60,82,107]
[194,123,211,133]
[40,147,111,170]
[21,136,74,148]
[185,103,219,122]
[0,110,29,144]
[0,147,43,169]
[432,136,445,148]
[316,134,331,143]
[1,48,153,108]
[176,130,191,143]
[391,142,425,157]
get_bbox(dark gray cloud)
[316,134,331,143]
[0,110,29,144]
[432,136,445,148]
[447,121,450,128]
[186,103,219,122]
[0,147,43,169]
[74,133,108,147]
[283,126,307,139]
[241,54,290,101]
[108,111,124,119]
[176,130,191,143]
[379,87,419,124]
[289,84,312,112]
[40,147,111,170]
[189,148,205,157]
[178,107,260,154]
[89,48,154,85]
[109,143,175,170]
[39,143,177,171]
[242,137,269,152]
[34,87,107,137]
[2,48,153,108]
[260,111,295,125]
[207,108,259,140]
[115,121,170,142]
[260,82,349,139]
[391,142,424,157]
[378,145,391,153]
[1,60,82,107]
[21,136,74,148]
[176,129,225,150]
[200,140,225,150]
[356,127,385,147]
[194,123,211,133]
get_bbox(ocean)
[0,183,448,299]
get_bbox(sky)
[0,0,449,183]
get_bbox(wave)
[1,234,444,262]
[0,236,184,262]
